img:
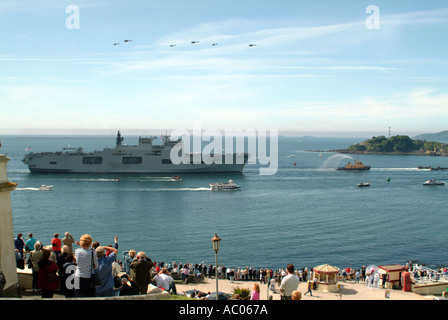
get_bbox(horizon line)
[0,128,443,139]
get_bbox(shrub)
[233,287,251,300]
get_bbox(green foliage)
[348,135,443,153]
[233,287,251,300]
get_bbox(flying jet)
[248,44,257,47]
[124,39,132,42]
[170,44,176,47]
[191,41,199,44]
[113,43,120,45]
[212,43,218,46]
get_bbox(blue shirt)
[96,252,117,294]
[26,238,37,251]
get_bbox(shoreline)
[305,149,448,157]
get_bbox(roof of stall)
[313,264,340,273]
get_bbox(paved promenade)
[176,277,433,300]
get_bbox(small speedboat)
[423,179,445,186]
[209,180,241,191]
[357,182,370,187]
[39,185,53,191]
[172,176,182,181]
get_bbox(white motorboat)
[209,180,241,191]
[39,185,53,191]
[423,179,445,186]
[357,182,371,187]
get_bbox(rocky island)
[331,135,448,157]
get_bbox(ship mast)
[116,130,124,148]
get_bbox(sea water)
[1,135,447,270]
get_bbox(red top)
[38,261,60,290]
[51,238,62,252]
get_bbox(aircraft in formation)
[113,39,257,48]
[113,40,132,45]
[169,41,257,47]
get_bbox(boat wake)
[16,187,40,191]
[372,168,421,171]
[70,178,120,182]
[138,177,183,182]
[137,187,210,192]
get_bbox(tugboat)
[336,160,370,171]
[209,180,241,191]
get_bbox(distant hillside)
[334,135,448,156]
[415,130,448,142]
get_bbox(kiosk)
[313,264,340,292]
[378,264,406,289]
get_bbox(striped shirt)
[74,248,98,278]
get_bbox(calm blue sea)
[1,135,447,270]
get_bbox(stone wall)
[0,154,19,297]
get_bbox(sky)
[0,0,447,137]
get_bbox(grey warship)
[22,131,248,173]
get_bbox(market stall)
[313,264,340,292]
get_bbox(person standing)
[361,266,366,282]
[56,245,70,295]
[62,254,76,298]
[14,233,26,259]
[74,234,98,298]
[355,269,360,283]
[122,249,136,276]
[229,268,235,283]
[304,280,313,296]
[51,233,62,257]
[25,233,37,260]
[62,232,75,254]
[130,251,154,294]
[279,264,300,300]
[250,283,260,300]
[29,241,44,292]
[382,273,387,288]
[37,249,59,298]
[94,245,118,297]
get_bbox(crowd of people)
[13,232,315,300]
[13,232,177,299]
[12,232,448,300]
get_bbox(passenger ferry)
[209,180,241,191]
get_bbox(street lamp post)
[211,233,221,301]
